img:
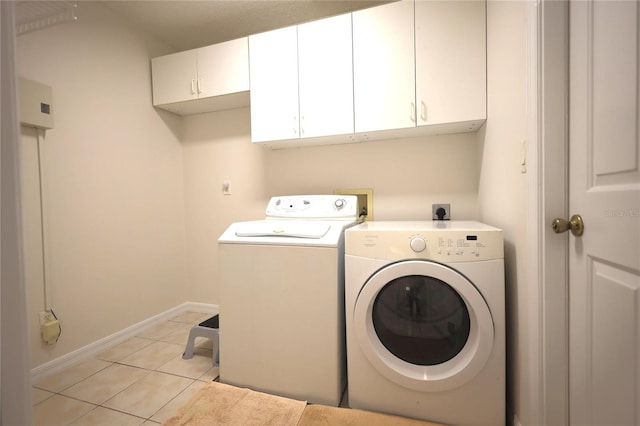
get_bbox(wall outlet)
[432,203,451,220]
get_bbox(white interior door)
[568,1,640,424]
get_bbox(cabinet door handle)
[420,101,426,122]
[191,79,196,95]
[197,78,202,94]
[410,102,416,123]
[293,116,298,135]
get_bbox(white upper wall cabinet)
[353,0,416,134]
[197,39,250,99]
[152,37,250,115]
[249,14,354,143]
[415,1,486,127]
[249,26,299,142]
[152,49,198,104]
[298,14,354,139]
[149,0,486,146]
[353,0,486,137]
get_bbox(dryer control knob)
[410,237,426,252]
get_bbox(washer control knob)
[410,237,426,252]
[334,198,346,209]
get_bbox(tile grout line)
[32,313,218,424]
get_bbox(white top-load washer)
[345,221,505,425]
[218,195,360,406]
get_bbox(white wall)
[480,1,530,424]
[263,133,480,221]
[17,3,188,368]
[182,108,267,303]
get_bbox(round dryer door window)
[353,260,494,392]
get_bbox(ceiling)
[63,0,390,52]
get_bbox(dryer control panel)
[345,221,504,262]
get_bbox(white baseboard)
[31,302,218,383]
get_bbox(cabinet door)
[197,37,249,99]
[415,1,486,125]
[353,0,415,133]
[249,26,299,143]
[298,14,353,138]
[151,49,198,105]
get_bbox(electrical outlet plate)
[432,203,451,220]
[334,188,373,221]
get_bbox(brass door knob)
[552,214,584,237]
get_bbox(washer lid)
[235,221,330,239]
[219,219,358,247]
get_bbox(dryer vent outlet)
[432,204,451,220]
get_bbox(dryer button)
[410,237,427,253]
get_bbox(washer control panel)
[265,195,358,220]
[346,221,504,262]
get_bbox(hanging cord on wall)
[36,128,51,311]
[36,129,62,343]
[49,309,62,343]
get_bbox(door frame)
[528,0,570,424]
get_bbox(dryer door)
[353,259,494,392]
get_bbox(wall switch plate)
[222,180,231,195]
[432,203,451,220]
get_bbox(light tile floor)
[32,311,219,426]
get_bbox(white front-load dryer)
[345,221,505,426]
